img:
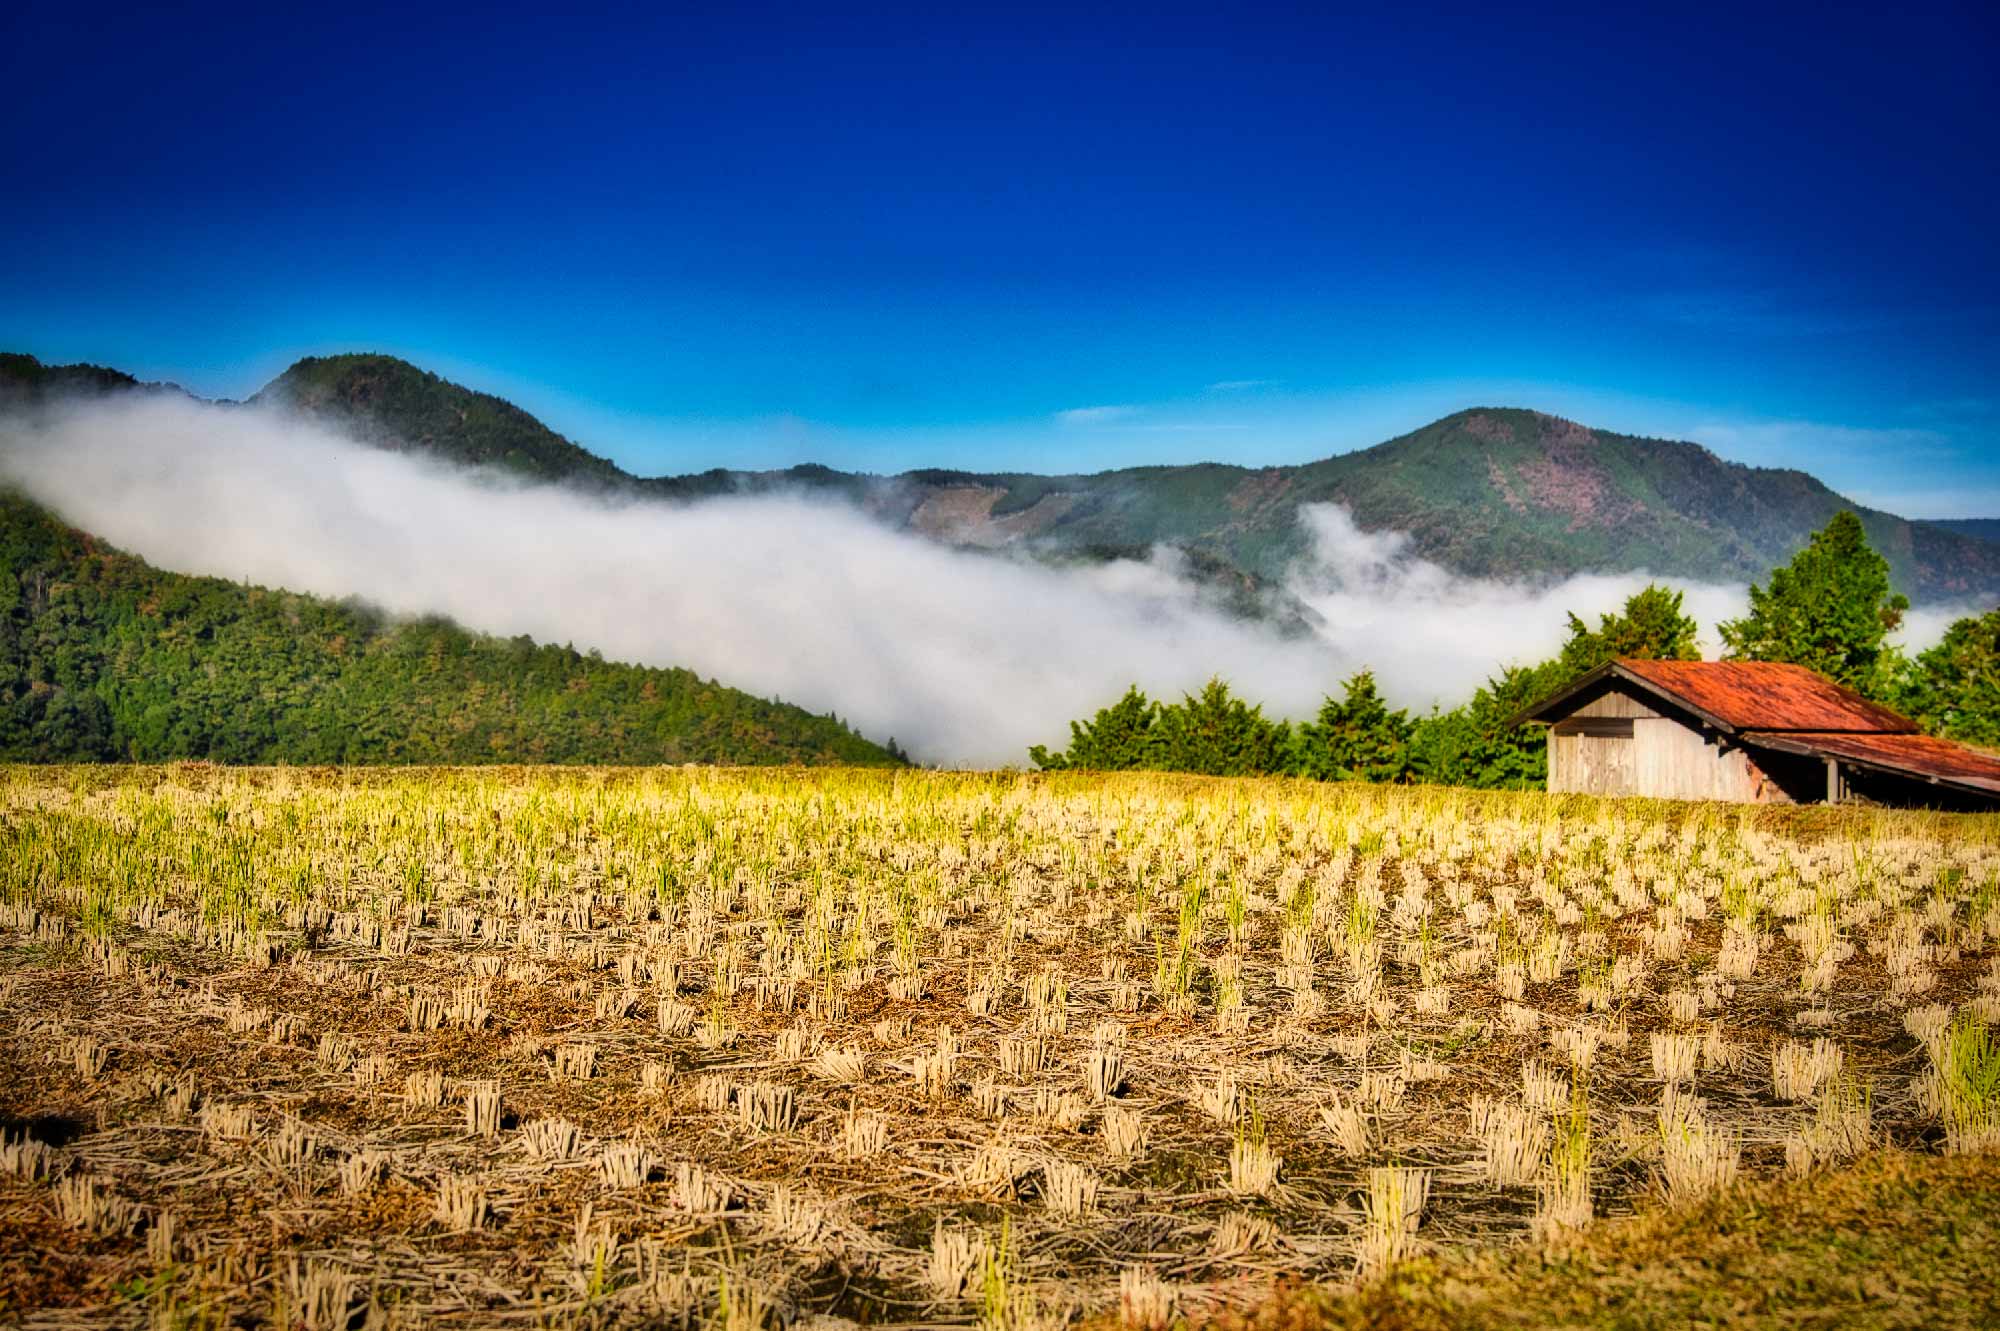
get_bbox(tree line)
[1030,511,2000,787]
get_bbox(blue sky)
[3,3,1995,512]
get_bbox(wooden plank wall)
[1550,731,1637,795]
[1633,718,1780,802]
[1569,691,1660,720]
[1545,681,1794,803]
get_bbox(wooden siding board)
[1549,706,1795,804]
[1552,731,1636,796]
[1572,688,1661,720]
[1631,717,1771,802]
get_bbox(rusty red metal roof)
[1606,659,1919,733]
[1742,730,2000,795]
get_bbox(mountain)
[235,352,2000,605]
[252,354,636,487]
[1930,518,2000,547]
[8,350,1999,605]
[0,351,165,404]
[0,487,898,766]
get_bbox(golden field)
[1,766,1997,1329]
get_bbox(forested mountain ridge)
[8,350,1999,604]
[0,487,899,766]
[0,351,164,404]
[253,354,635,487]
[1262,409,2000,601]
[1931,517,2000,546]
[232,353,2000,604]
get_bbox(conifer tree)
[1291,670,1414,782]
[1148,679,1289,776]
[1558,584,1700,678]
[1718,511,1908,692]
[1027,685,1158,770]
[1892,608,2000,745]
[1408,661,1564,790]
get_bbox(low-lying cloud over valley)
[0,396,1959,764]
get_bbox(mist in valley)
[0,395,1959,764]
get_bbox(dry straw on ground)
[0,765,1997,1327]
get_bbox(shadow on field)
[0,1113,89,1147]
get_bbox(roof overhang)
[1508,661,1739,733]
[1511,659,1920,736]
[1738,731,2000,802]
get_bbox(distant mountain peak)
[8,346,1998,604]
[0,351,172,403]
[255,353,634,487]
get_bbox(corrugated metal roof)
[1611,659,1919,733]
[1742,730,2000,795]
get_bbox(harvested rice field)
[2,765,1998,1329]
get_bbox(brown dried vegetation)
[0,766,1996,1328]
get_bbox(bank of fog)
[13,396,1945,764]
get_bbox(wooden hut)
[1517,659,2000,808]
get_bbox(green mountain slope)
[1259,410,2000,600]
[227,353,2000,604]
[10,350,1997,604]
[252,354,634,487]
[0,489,898,766]
[0,351,160,404]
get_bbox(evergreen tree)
[1892,608,2000,746]
[1290,670,1414,782]
[1149,679,1290,776]
[1557,583,1701,678]
[1409,661,1565,790]
[1028,685,1158,770]
[1718,511,1908,692]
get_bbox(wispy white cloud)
[1286,505,1751,691]
[1053,404,1139,426]
[0,395,1333,765]
[1207,379,1276,392]
[0,395,1969,768]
